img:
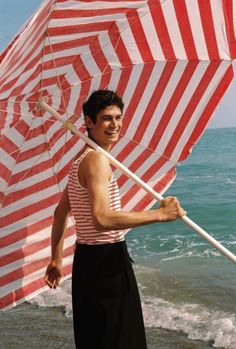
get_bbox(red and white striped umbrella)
[0,0,236,310]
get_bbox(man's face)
[85,105,123,149]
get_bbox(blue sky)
[0,0,235,129]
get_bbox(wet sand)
[0,303,218,349]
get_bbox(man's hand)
[44,261,63,289]
[159,196,186,221]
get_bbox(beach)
[0,301,220,349]
[1,128,236,349]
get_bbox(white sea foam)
[31,278,236,349]
[142,295,236,349]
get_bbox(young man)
[44,90,186,349]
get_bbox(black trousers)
[72,240,147,349]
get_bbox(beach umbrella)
[0,0,236,311]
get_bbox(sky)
[0,0,235,129]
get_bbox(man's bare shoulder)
[81,150,110,175]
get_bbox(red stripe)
[1,14,48,91]
[0,100,8,130]
[122,62,155,134]
[0,134,19,157]
[11,119,30,138]
[126,9,154,62]
[7,134,76,187]
[73,55,92,116]
[223,0,236,58]
[0,263,72,310]
[133,168,176,211]
[179,64,233,160]
[44,35,97,55]
[173,1,198,59]
[4,177,60,207]
[148,61,198,150]
[51,8,132,19]
[198,1,220,59]
[121,164,175,209]
[116,62,176,189]
[0,162,12,183]
[0,193,60,229]
[109,22,133,67]
[132,61,176,143]
[163,62,220,160]
[149,1,176,60]
[0,217,53,248]
[116,66,133,97]
[11,95,24,128]
[0,232,75,284]
[121,156,168,207]
[47,21,114,36]
[57,0,142,2]
[90,37,111,77]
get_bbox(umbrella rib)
[53,0,170,89]
[43,34,74,176]
[0,113,44,205]
[119,132,180,167]
[2,124,68,199]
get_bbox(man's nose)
[110,118,117,128]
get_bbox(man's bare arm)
[44,186,71,288]
[83,152,186,231]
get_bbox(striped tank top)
[68,149,125,245]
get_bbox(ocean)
[1,127,236,349]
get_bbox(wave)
[142,295,236,349]
[31,279,236,349]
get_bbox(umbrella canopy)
[0,0,236,310]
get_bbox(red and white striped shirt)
[68,149,125,245]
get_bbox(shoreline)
[0,303,221,349]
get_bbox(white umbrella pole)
[40,101,236,264]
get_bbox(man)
[44,90,186,349]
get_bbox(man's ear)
[85,115,94,129]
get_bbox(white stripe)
[138,7,165,61]
[0,43,45,99]
[1,129,25,150]
[1,185,59,218]
[185,0,209,60]
[0,149,17,172]
[0,218,74,257]
[121,161,175,210]
[0,206,55,239]
[161,0,186,59]
[0,249,74,299]
[0,235,74,280]
[125,61,165,140]
[55,1,146,11]
[49,13,127,27]
[117,18,143,64]
[140,61,188,148]
[210,0,231,59]
[119,151,166,196]
[121,64,145,118]
[98,32,122,69]
[106,67,122,91]
[172,61,231,159]
[155,61,209,158]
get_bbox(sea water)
[1,128,236,349]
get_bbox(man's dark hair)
[82,89,124,124]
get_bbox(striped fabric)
[68,149,125,244]
[0,0,236,310]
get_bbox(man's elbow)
[92,213,111,230]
